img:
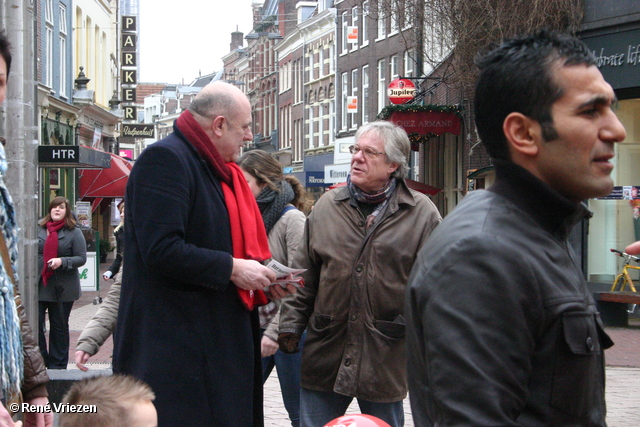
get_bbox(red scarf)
[176,110,270,310]
[42,219,65,286]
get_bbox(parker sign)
[387,78,417,104]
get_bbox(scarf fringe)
[0,145,24,397]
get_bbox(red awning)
[329,179,441,196]
[78,152,132,199]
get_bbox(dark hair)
[0,32,11,77]
[237,150,310,211]
[474,30,597,160]
[39,196,76,229]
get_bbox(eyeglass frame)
[348,144,387,159]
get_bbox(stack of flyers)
[266,259,306,288]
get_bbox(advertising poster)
[75,201,91,229]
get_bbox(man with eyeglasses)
[278,121,442,427]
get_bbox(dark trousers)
[39,301,74,369]
[262,330,306,427]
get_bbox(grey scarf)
[256,180,295,234]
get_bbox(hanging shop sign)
[377,104,464,148]
[122,124,154,138]
[38,145,111,168]
[387,78,418,104]
[388,110,461,136]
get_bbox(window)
[308,92,315,148]
[329,43,335,74]
[390,10,398,34]
[294,59,300,103]
[59,4,67,95]
[351,6,358,51]
[404,50,414,77]
[351,68,358,129]
[45,0,54,88]
[341,11,348,54]
[362,65,369,124]
[341,72,348,130]
[378,59,386,111]
[329,99,335,144]
[318,46,324,78]
[402,0,412,30]
[362,1,369,46]
[308,49,314,82]
[390,55,399,79]
[377,7,386,40]
[45,0,53,22]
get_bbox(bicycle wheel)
[612,274,626,291]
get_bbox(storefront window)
[588,99,640,282]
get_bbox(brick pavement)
[56,263,640,426]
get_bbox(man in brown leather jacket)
[278,121,442,427]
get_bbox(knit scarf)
[347,174,397,229]
[0,143,23,400]
[41,219,65,287]
[176,110,270,310]
[256,180,295,234]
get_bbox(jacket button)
[344,359,351,366]
[358,221,365,227]
[586,336,594,351]
[355,265,363,273]
[350,314,357,321]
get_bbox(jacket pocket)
[374,314,405,339]
[551,311,604,417]
[313,313,334,330]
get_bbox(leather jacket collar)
[489,159,592,240]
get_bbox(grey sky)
[138,0,254,84]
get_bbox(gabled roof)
[189,69,224,87]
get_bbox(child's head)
[59,374,157,427]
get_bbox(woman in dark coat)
[38,196,87,369]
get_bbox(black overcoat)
[113,125,263,426]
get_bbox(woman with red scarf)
[38,196,87,369]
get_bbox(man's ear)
[211,115,225,137]
[503,112,541,157]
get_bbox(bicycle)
[610,248,639,292]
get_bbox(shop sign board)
[122,124,154,138]
[80,252,97,291]
[582,28,640,90]
[387,78,417,104]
